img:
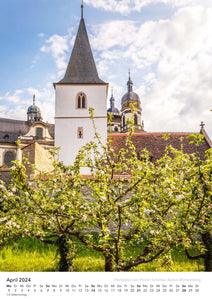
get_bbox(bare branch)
[119,248,164,271]
[185,249,205,260]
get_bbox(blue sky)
[0,0,212,138]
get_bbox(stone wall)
[0,168,12,186]
[34,142,53,172]
[22,142,53,176]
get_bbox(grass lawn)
[0,237,204,272]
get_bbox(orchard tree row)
[0,111,211,271]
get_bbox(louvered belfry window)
[77,92,87,109]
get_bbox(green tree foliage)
[0,113,211,272]
[0,149,87,271]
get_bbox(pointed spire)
[58,3,105,84]
[33,94,35,106]
[110,87,115,100]
[127,70,133,92]
[81,0,84,19]
[107,88,120,115]
[110,87,115,109]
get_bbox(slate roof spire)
[81,0,84,19]
[58,4,105,84]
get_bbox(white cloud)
[84,0,211,14]
[4,2,211,138]
[90,5,212,136]
[38,33,45,37]
[0,85,55,124]
[0,90,24,104]
[92,20,136,51]
[140,7,212,133]
[41,34,70,71]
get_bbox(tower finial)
[81,0,84,19]
[200,121,205,129]
[127,70,133,92]
[33,94,35,106]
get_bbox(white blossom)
[11,187,16,193]
[82,215,87,222]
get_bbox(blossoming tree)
[0,112,211,271]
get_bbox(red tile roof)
[109,131,211,161]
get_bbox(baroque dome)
[27,105,40,113]
[107,91,120,115]
[27,95,41,114]
[27,95,42,122]
[121,91,140,103]
[107,106,120,114]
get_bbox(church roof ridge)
[0,117,27,124]
[109,132,198,137]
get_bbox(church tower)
[121,72,144,132]
[54,4,108,168]
[107,89,121,133]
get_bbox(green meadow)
[0,238,204,272]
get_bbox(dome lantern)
[27,95,43,123]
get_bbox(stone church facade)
[0,4,211,176]
[0,95,54,169]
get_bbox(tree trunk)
[104,254,113,272]
[202,231,212,272]
[57,235,74,272]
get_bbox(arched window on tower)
[76,92,87,109]
[78,97,81,108]
[134,114,138,125]
[82,95,86,108]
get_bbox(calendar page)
[0,272,211,300]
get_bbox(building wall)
[22,142,53,175]
[55,84,108,171]
[55,85,107,118]
[22,123,53,140]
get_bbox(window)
[134,114,138,125]
[114,126,118,132]
[123,116,125,127]
[82,95,86,108]
[4,151,15,167]
[4,134,9,141]
[36,127,43,138]
[76,92,87,109]
[77,127,83,139]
